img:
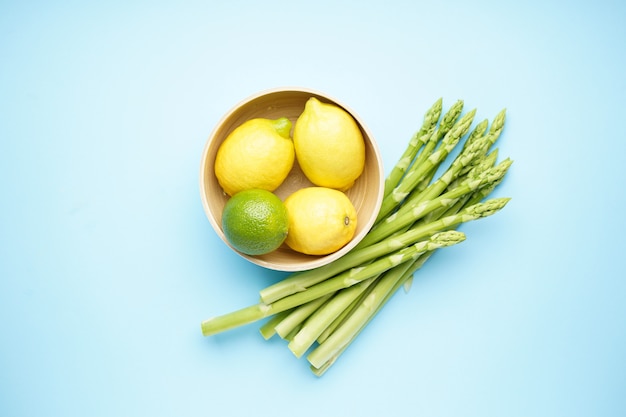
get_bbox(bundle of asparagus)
[200,98,513,376]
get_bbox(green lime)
[221,189,289,256]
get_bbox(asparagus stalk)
[288,276,378,358]
[307,252,420,376]
[316,278,377,344]
[268,231,466,315]
[310,251,435,376]
[447,148,500,194]
[284,323,303,342]
[274,198,509,346]
[359,159,513,247]
[314,156,504,350]
[462,118,489,151]
[308,176,490,375]
[408,110,501,212]
[377,100,464,226]
[307,162,512,374]
[409,109,482,198]
[309,155,499,373]
[201,230,471,336]
[306,258,416,370]
[463,158,512,208]
[376,108,477,222]
[259,197,509,305]
[201,303,270,337]
[484,108,506,147]
[356,132,500,250]
[387,100,463,196]
[259,310,291,340]
[399,123,494,209]
[406,99,465,179]
[383,98,443,197]
[457,109,506,178]
[274,294,334,339]
[419,151,500,226]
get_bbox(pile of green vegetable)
[200,98,513,376]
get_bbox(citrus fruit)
[283,187,357,255]
[215,117,294,196]
[221,189,289,256]
[292,97,365,191]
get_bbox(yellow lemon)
[215,117,294,196]
[293,97,365,191]
[284,187,357,255]
[221,189,289,256]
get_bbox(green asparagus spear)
[457,109,506,178]
[309,251,435,376]
[359,159,513,247]
[267,231,466,315]
[399,124,495,209]
[259,310,291,340]
[376,108,477,222]
[273,294,334,339]
[259,197,509,305]
[307,258,417,369]
[288,276,378,358]
[201,230,472,336]
[383,98,443,197]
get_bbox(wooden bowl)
[199,87,384,271]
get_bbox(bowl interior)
[200,87,384,271]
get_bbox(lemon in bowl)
[293,97,365,192]
[199,87,384,272]
[283,187,357,256]
[215,117,294,196]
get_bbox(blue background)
[2,1,625,416]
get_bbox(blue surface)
[2,1,625,416]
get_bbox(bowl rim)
[199,86,385,271]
